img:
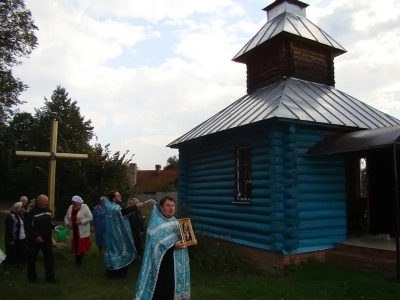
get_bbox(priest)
[133,195,191,300]
[104,190,145,278]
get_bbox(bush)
[189,233,247,275]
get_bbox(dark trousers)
[75,253,84,265]
[4,239,27,270]
[27,238,55,282]
[134,231,144,256]
[105,265,129,279]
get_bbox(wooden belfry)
[15,118,88,215]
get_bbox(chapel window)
[359,158,367,197]
[235,146,252,203]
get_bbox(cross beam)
[15,119,88,216]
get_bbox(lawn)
[1,212,400,300]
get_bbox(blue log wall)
[177,121,347,254]
[292,125,347,253]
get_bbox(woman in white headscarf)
[64,196,93,266]
[0,214,7,273]
[0,248,5,267]
[3,202,28,273]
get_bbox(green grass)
[1,212,400,300]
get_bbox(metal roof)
[232,12,346,62]
[167,78,400,148]
[307,124,400,155]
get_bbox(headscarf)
[10,202,23,215]
[127,198,139,207]
[20,196,28,204]
[71,195,84,203]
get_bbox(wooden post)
[393,143,400,280]
[48,119,57,214]
[15,119,89,216]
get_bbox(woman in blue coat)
[91,197,106,254]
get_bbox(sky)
[14,0,400,170]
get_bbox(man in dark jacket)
[25,194,58,283]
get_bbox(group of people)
[1,195,60,282]
[1,192,192,299]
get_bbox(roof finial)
[263,0,309,20]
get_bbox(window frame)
[233,145,252,204]
[359,157,367,198]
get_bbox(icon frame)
[178,218,197,247]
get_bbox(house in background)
[167,0,400,270]
[129,163,178,202]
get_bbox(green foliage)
[0,123,16,196]
[157,179,177,192]
[8,112,35,149]
[0,68,27,122]
[164,155,178,170]
[0,86,134,219]
[33,85,94,152]
[0,0,38,123]
[82,143,134,207]
[190,233,247,275]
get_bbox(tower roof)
[233,1,346,63]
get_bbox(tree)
[0,0,38,123]
[32,85,94,152]
[157,179,177,192]
[29,86,94,214]
[164,155,179,170]
[0,85,135,217]
[8,111,34,149]
[0,112,35,197]
[83,143,134,204]
[0,122,16,196]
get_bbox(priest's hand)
[174,240,186,249]
[36,236,43,243]
[136,202,145,208]
[67,223,73,229]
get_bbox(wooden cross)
[15,118,88,216]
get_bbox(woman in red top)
[64,196,93,266]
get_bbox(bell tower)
[233,0,347,94]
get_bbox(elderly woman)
[0,248,5,271]
[19,196,32,219]
[64,196,93,266]
[91,196,106,254]
[4,202,28,273]
[126,198,145,256]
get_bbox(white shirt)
[19,216,26,240]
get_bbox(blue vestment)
[91,205,106,247]
[104,199,136,270]
[133,205,190,300]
